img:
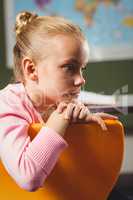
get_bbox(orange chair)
[0,120,124,200]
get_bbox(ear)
[22,57,38,81]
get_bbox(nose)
[74,74,85,87]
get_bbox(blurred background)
[0,0,133,196]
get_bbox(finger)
[72,105,83,121]
[93,115,107,131]
[56,102,67,113]
[87,114,107,131]
[79,107,90,120]
[64,103,76,120]
[96,112,118,119]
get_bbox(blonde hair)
[13,11,85,82]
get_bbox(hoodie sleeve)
[0,94,68,192]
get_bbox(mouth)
[70,92,80,96]
[63,91,80,99]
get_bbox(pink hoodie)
[0,83,68,191]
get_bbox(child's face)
[36,35,89,106]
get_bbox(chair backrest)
[0,119,124,200]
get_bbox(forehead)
[41,35,90,64]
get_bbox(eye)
[63,63,77,73]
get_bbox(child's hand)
[56,101,118,131]
[85,112,118,131]
[45,107,69,137]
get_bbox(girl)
[0,11,118,192]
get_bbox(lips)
[65,91,80,99]
[62,89,80,100]
[70,92,80,96]
[70,90,80,95]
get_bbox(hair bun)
[15,11,38,36]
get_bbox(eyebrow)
[62,58,88,67]
[63,58,80,64]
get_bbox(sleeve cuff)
[27,126,68,175]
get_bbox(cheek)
[56,78,72,92]
[38,67,73,94]
[59,72,74,84]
